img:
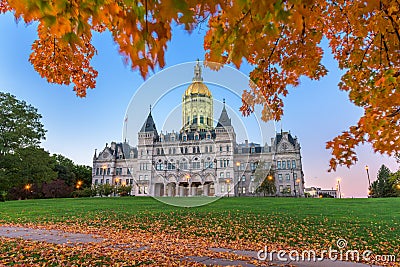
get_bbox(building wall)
[92,131,304,197]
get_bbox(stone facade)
[92,62,305,197]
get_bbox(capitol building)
[92,62,305,197]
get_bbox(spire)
[192,59,203,82]
[216,100,232,128]
[140,107,158,133]
[93,149,97,159]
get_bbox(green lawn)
[1,197,399,257]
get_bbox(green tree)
[1,147,57,193]
[0,92,46,156]
[370,165,396,197]
[73,164,92,188]
[51,154,76,186]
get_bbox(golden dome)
[184,81,211,97]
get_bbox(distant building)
[92,61,305,197]
[305,187,338,198]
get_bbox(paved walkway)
[0,226,380,267]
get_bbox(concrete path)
[0,226,381,267]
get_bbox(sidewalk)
[0,226,381,267]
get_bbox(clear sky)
[0,13,398,197]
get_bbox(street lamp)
[291,168,297,197]
[235,162,240,197]
[76,180,83,190]
[365,165,371,197]
[336,178,342,199]
[226,178,231,197]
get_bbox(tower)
[182,60,213,132]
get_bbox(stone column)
[179,184,184,197]
[167,184,172,196]
[163,183,167,197]
[203,183,209,196]
[191,185,197,196]
[188,182,192,196]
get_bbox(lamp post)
[25,184,31,199]
[336,178,342,199]
[235,162,240,197]
[292,168,296,197]
[226,178,231,197]
[76,180,83,190]
[365,165,371,197]
[114,177,119,196]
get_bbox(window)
[143,185,148,194]
[226,172,230,178]
[192,161,200,169]
[278,174,283,181]
[250,175,255,182]
[127,168,131,175]
[209,146,213,152]
[173,148,176,154]
[205,146,208,153]
[282,160,286,169]
[156,163,163,170]
[226,145,230,152]
[193,115,197,124]
[294,173,297,180]
[250,186,255,193]
[100,168,103,175]
[250,162,257,170]
[167,163,176,170]
[239,163,245,171]
[144,175,149,180]
[220,146,223,152]
[107,168,110,175]
[287,160,291,169]
[205,161,213,169]
[292,160,296,169]
[286,185,291,193]
[200,116,204,124]
[139,175,143,180]
[95,179,98,185]
[187,116,190,124]
[241,175,246,181]
[183,136,187,141]
[195,135,199,140]
[279,185,284,193]
[96,168,99,175]
[116,168,122,175]
[220,172,224,178]
[242,187,246,194]
[206,134,211,139]
[221,185,225,193]
[130,179,133,184]
[106,179,109,184]
[286,173,290,181]
[251,147,255,153]
[277,161,281,169]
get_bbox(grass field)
[0,197,399,266]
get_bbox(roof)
[216,104,232,128]
[140,111,158,133]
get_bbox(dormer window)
[183,135,187,141]
[195,133,199,140]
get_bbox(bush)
[72,187,96,198]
